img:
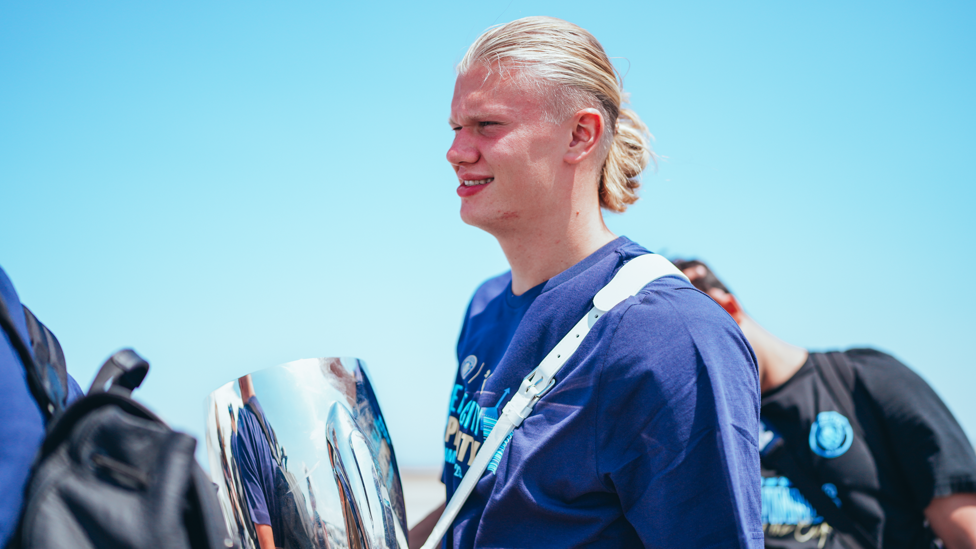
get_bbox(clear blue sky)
[2,0,974,468]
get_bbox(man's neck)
[737,315,808,394]
[495,207,616,295]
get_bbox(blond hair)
[457,16,653,212]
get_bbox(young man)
[435,17,764,548]
[674,259,976,549]
[231,375,284,549]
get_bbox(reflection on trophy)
[205,358,409,549]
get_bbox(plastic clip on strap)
[420,254,688,549]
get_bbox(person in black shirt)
[673,259,976,549]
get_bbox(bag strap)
[22,306,68,412]
[420,254,688,549]
[0,295,57,420]
[88,349,150,397]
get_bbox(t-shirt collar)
[541,236,633,293]
[503,236,635,309]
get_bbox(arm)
[408,502,445,549]
[239,374,256,403]
[850,350,976,542]
[230,416,274,546]
[926,493,976,549]
[597,288,763,548]
[254,523,276,549]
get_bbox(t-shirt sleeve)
[851,349,976,504]
[596,286,764,548]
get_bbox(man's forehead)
[452,69,506,105]
[450,66,541,123]
[449,103,516,125]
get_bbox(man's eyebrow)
[448,111,504,126]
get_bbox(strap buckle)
[520,365,554,399]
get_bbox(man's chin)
[459,208,521,236]
[459,209,486,230]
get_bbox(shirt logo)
[761,476,824,525]
[809,411,853,458]
[460,355,478,379]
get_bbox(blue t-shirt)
[232,396,284,546]
[442,237,764,548]
[0,266,82,547]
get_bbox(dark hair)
[670,259,732,295]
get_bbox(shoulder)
[598,275,758,399]
[844,347,920,379]
[841,348,940,402]
[610,274,725,322]
[838,349,976,498]
[841,347,972,450]
[608,275,754,364]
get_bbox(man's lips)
[456,177,494,198]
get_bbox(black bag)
[0,298,232,549]
[244,401,314,549]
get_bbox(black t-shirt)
[761,349,976,549]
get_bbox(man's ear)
[564,108,604,165]
[707,289,746,324]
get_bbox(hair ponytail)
[600,108,653,213]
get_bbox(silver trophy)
[204,358,408,549]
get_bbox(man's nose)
[446,132,478,166]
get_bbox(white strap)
[420,254,687,549]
